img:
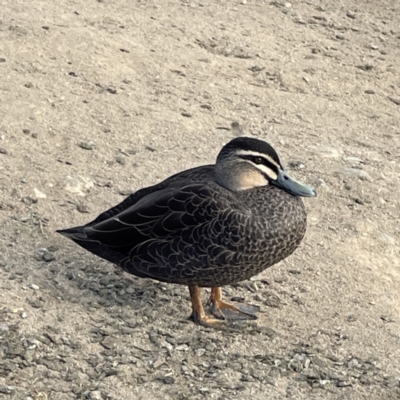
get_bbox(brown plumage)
[58,136,316,326]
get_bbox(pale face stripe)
[234,149,281,168]
[256,164,278,180]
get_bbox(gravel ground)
[0,0,400,399]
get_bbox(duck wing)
[58,180,249,285]
[89,165,215,225]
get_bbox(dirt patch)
[1,0,399,399]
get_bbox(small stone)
[388,96,400,106]
[42,252,55,262]
[176,344,189,351]
[0,386,15,394]
[107,88,117,94]
[346,11,356,19]
[34,188,47,199]
[346,313,357,322]
[336,380,352,387]
[0,148,7,155]
[348,358,359,368]
[119,189,134,196]
[77,204,90,213]
[153,358,165,369]
[115,155,126,165]
[162,376,175,384]
[264,293,281,308]
[288,269,301,275]
[30,284,40,290]
[357,64,374,71]
[181,111,192,118]
[365,89,375,94]
[22,197,37,205]
[0,323,9,332]
[20,312,27,319]
[89,390,103,400]
[31,132,38,138]
[196,348,206,357]
[23,128,31,134]
[336,34,345,40]
[78,141,95,150]
[24,82,34,88]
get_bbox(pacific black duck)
[58,136,316,326]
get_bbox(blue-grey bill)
[273,170,317,197]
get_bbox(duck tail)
[56,226,88,241]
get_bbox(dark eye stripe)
[238,155,279,174]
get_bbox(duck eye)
[253,157,264,165]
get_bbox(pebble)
[65,175,94,196]
[162,376,175,384]
[34,188,47,199]
[20,312,27,319]
[346,11,356,19]
[0,386,15,394]
[0,323,10,332]
[21,196,37,205]
[77,204,90,213]
[42,252,56,262]
[30,284,40,290]
[78,141,95,150]
[364,89,375,94]
[196,348,206,357]
[388,96,400,106]
[89,391,103,400]
[176,344,189,351]
[115,155,126,165]
[0,148,7,155]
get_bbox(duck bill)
[272,169,317,197]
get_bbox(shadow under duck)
[58,136,316,326]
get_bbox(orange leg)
[208,287,260,320]
[188,286,222,327]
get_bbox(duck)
[57,134,316,327]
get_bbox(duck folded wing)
[80,184,234,251]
